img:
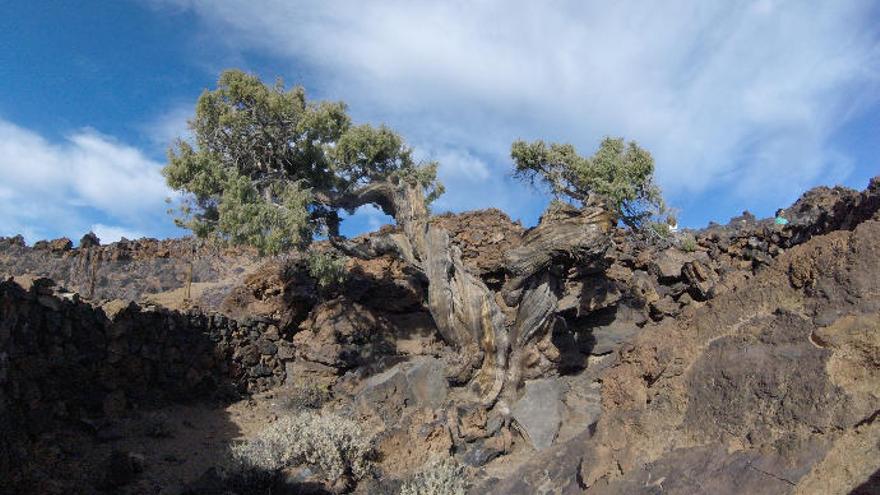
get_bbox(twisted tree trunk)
[331,179,612,412]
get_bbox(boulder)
[403,357,447,407]
[357,357,448,424]
[653,247,712,280]
[462,437,505,467]
[358,364,411,423]
[101,299,136,321]
[511,378,562,450]
[79,232,101,249]
[654,248,690,279]
[650,295,680,318]
[683,260,716,300]
[629,270,660,305]
[293,298,394,371]
[582,303,646,356]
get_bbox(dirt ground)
[22,392,287,495]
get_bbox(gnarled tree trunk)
[331,179,612,414]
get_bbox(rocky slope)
[483,199,880,494]
[0,235,259,307]
[0,178,877,494]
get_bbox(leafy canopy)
[510,137,664,227]
[163,70,443,254]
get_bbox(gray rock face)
[582,303,645,356]
[653,248,710,280]
[653,248,690,279]
[478,429,592,495]
[511,378,563,450]
[594,443,831,495]
[461,438,504,467]
[403,357,448,408]
[357,357,448,423]
[559,372,603,443]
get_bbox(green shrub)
[679,235,697,252]
[645,221,671,240]
[307,251,348,289]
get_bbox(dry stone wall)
[0,277,292,435]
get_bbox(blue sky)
[1,1,878,243]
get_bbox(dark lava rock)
[94,450,143,490]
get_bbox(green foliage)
[679,234,698,252]
[645,221,672,240]
[163,69,442,254]
[307,250,348,289]
[511,136,664,228]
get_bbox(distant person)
[775,208,789,226]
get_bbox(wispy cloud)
[0,119,172,242]
[90,224,146,243]
[153,0,880,224]
[142,104,194,151]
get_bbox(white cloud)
[0,119,172,242]
[142,104,193,151]
[90,224,146,243]
[153,0,879,223]
[416,146,491,183]
[354,204,392,231]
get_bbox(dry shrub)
[229,411,374,483]
[399,457,467,495]
[282,380,331,411]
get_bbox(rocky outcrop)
[485,216,880,494]
[0,236,258,305]
[786,176,880,242]
[429,208,525,285]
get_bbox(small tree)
[163,69,443,254]
[510,137,664,228]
